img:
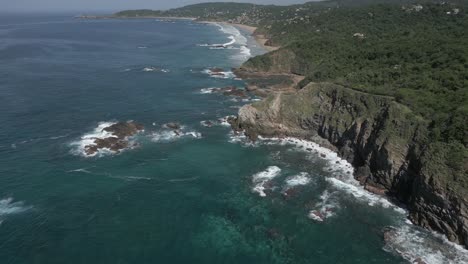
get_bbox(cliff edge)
[231,82,468,248]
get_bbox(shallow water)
[0,14,466,264]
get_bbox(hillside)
[114,0,468,248]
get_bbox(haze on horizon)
[3,0,314,13]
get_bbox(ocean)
[0,14,467,264]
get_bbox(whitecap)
[285,172,311,187]
[383,225,468,264]
[151,126,201,143]
[199,87,218,94]
[214,23,248,46]
[0,197,31,224]
[202,69,236,79]
[67,168,92,174]
[251,166,282,197]
[308,190,340,222]
[142,67,169,73]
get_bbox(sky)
[2,0,313,13]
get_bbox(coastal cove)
[0,12,467,264]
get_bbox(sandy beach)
[226,22,279,52]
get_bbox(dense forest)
[115,0,467,184]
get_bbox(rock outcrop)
[85,121,144,156]
[231,82,468,248]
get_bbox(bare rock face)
[84,121,144,156]
[103,122,144,138]
[232,82,468,248]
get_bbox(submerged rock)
[163,122,181,130]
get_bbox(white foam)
[308,190,339,222]
[214,23,248,46]
[69,122,117,157]
[256,136,468,260]
[251,166,282,197]
[199,87,217,94]
[0,197,31,224]
[151,126,201,143]
[206,23,251,61]
[240,46,252,56]
[202,69,236,79]
[143,67,157,72]
[142,67,169,73]
[384,225,468,264]
[259,137,406,213]
[285,172,311,187]
[67,168,92,174]
[223,36,236,46]
[218,116,235,127]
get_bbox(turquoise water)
[1,15,466,264]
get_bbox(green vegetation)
[115,0,467,182]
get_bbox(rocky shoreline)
[229,79,468,249]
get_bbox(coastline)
[78,15,279,52]
[224,22,280,52]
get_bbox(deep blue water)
[0,14,466,264]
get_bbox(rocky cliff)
[231,82,468,248]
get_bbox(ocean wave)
[240,46,251,56]
[383,224,468,264]
[285,172,311,187]
[0,197,31,225]
[251,166,282,197]
[202,69,236,79]
[142,67,170,73]
[252,166,281,197]
[151,125,202,143]
[200,116,235,128]
[261,137,406,213]
[308,190,340,222]
[241,135,468,261]
[199,87,218,94]
[67,168,92,174]
[214,23,248,46]
[200,23,251,61]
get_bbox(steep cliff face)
[232,82,468,248]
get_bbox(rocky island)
[84,121,144,156]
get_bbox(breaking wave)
[251,166,282,197]
[151,125,202,143]
[383,224,468,264]
[69,122,117,157]
[202,69,236,79]
[199,23,252,61]
[308,190,340,222]
[234,135,468,262]
[285,172,311,187]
